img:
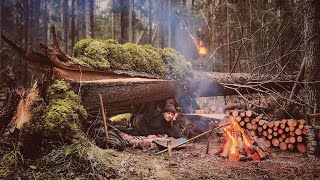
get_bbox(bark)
[81,0,86,38]
[120,0,129,44]
[0,0,2,66]
[71,0,75,52]
[62,0,69,54]
[43,0,48,45]
[158,0,168,48]
[0,68,21,132]
[168,0,171,48]
[32,0,41,50]
[303,0,320,114]
[111,0,116,40]
[47,0,53,41]
[89,0,94,38]
[148,0,152,43]
[128,0,133,42]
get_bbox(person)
[122,102,182,138]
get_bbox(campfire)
[219,115,270,161]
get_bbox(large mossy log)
[1,33,297,116]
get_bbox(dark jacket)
[131,107,181,138]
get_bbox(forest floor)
[122,138,320,180]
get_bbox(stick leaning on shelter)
[156,123,230,155]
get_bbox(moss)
[123,43,152,73]
[82,40,111,70]
[141,45,166,75]
[20,80,87,159]
[104,43,133,71]
[73,38,94,57]
[104,39,119,45]
[72,39,193,79]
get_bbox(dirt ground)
[124,139,320,180]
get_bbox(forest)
[0,0,320,179]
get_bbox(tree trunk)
[71,0,75,53]
[85,0,91,38]
[47,0,53,42]
[303,0,320,114]
[0,0,2,66]
[62,0,69,54]
[43,0,48,45]
[159,0,168,48]
[221,1,230,73]
[128,0,133,42]
[148,0,152,44]
[168,0,171,47]
[81,0,86,39]
[120,0,129,44]
[89,0,94,38]
[111,0,116,40]
[32,0,41,51]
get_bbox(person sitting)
[121,103,182,138]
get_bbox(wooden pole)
[205,125,218,154]
[167,139,172,160]
[99,94,109,144]
[156,123,230,155]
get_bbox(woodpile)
[218,115,271,161]
[226,109,320,154]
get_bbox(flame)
[198,41,207,56]
[222,116,254,161]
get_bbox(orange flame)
[198,41,207,56]
[222,116,254,161]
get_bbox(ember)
[219,115,270,161]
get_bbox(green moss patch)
[20,80,87,159]
[72,39,192,80]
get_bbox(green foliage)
[20,80,87,158]
[72,39,192,79]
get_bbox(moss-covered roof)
[72,39,192,80]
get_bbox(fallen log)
[1,33,298,116]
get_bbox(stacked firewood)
[226,109,310,153]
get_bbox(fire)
[222,116,255,161]
[198,41,207,56]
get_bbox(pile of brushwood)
[71,39,193,80]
